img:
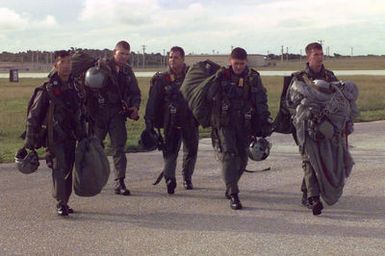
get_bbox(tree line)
[0,48,168,68]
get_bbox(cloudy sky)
[0,0,384,55]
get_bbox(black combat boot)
[56,204,69,216]
[225,188,231,199]
[183,178,193,190]
[67,205,74,214]
[166,178,177,194]
[114,178,131,196]
[301,192,311,208]
[309,196,323,215]
[230,194,243,210]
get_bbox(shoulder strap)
[47,98,55,151]
[41,82,56,152]
[324,69,337,82]
[247,69,265,94]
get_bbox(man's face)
[307,48,324,70]
[230,58,247,75]
[113,47,130,66]
[54,56,72,78]
[168,50,184,72]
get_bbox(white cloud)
[32,15,58,29]
[0,8,57,33]
[77,0,385,37]
[0,8,28,31]
[71,0,385,55]
[79,0,159,25]
[1,0,385,54]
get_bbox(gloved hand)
[45,151,54,169]
[127,106,139,121]
[24,128,38,150]
[24,140,35,150]
[260,124,273,137]
[345,120,354,135]
[259,117,273,137]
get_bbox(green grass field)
[1,73,384,163]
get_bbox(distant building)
[184,54,266,67]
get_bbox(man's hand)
[259,117,273,137]
[24,140,35,150]
[128,106,139,121]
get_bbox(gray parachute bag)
[180,60,221,127]
[74,136,110,197]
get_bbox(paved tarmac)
[1,121,384,256]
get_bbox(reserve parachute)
[288,78,359,205]
[180,60,221,127]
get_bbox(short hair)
[115,40,131,51]
[230,47,247,60]
[305,42,323,55]
[170,46,185,58]
[53,50,70,61]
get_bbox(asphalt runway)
[1,121,384,256]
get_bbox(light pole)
[286,47,289,62]
[142,45,146,69]
[299,49,302,63]
[281,45,284,63]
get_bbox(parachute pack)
[71,51,97,78]
[180,60,221,128]
[73,136,110,197]
[272,75,296,134]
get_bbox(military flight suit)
[86,59,141,183]
[288,64,338,201]
[210,67,272,196]
[144,65,199,183]
[25,72,86,209]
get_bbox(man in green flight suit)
[25,50,87,216]
[209,47,273,210]
[86,40,141,196]
[144,46,199,194]
[286,42,357,215]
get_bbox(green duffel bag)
[74,136,110,197]
[71,50,97,78]
[180,60,221,128]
